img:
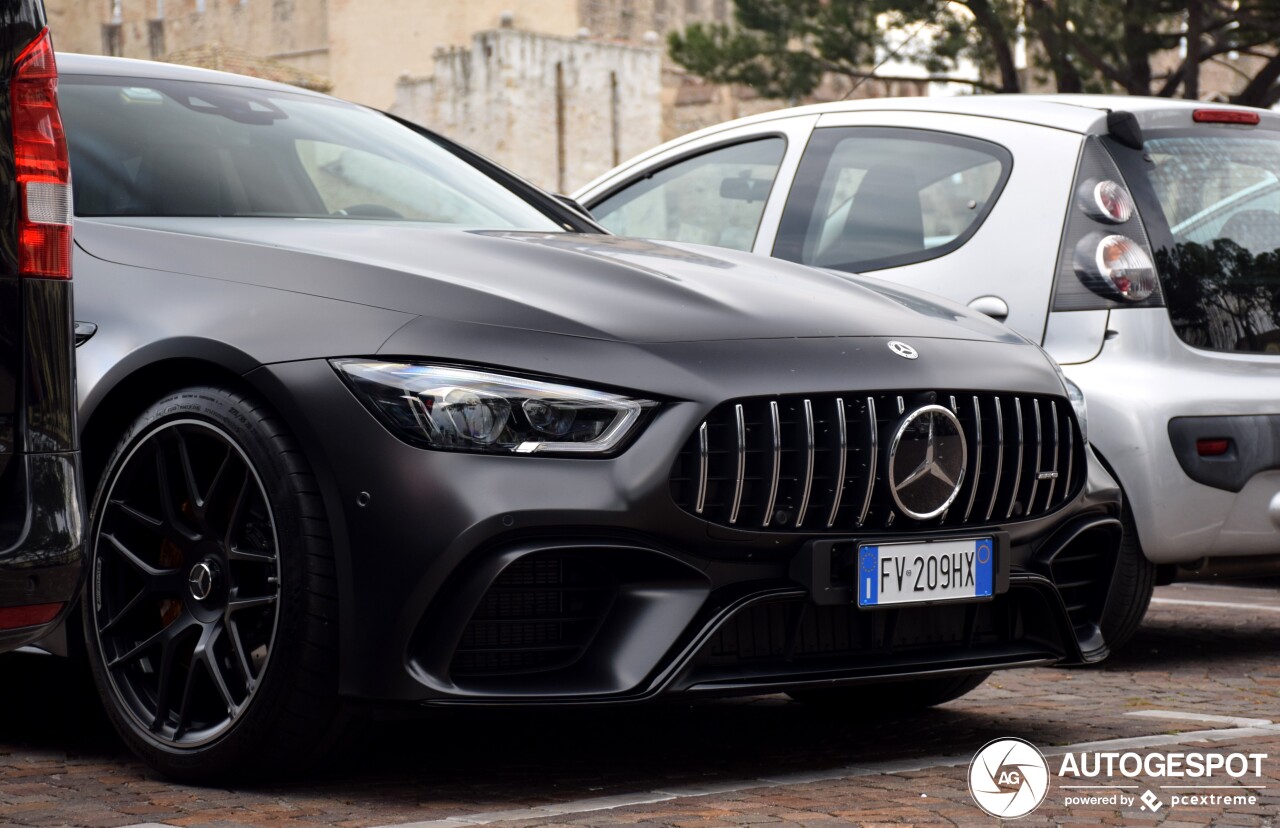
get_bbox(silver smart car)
[576,95,1280,649]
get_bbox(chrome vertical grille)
[670,390,1084,533]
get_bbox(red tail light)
[1193,109,1261,126]
[10,29,71,279]
[1196,438,1232,457]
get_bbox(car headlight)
[1050,363,1089,444]
[333,360,657,455]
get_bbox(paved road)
[2,580,1278,827]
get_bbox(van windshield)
[1139,132,1280,354]
[58,76,562,232]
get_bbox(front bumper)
[251,354,1123,705]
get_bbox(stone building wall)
[393,28,662,192]
[327,0,585,110]
[577,0,729,42]
[50,0,330,79]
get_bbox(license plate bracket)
[856,537,995,609]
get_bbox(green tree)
[669,0,1280,106]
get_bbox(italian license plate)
[856,538,994,608]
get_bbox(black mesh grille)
[671,391,1083,533]
[450,554,615,677]
[702,598,1003,665]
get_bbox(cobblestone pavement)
[2,580,1278,828]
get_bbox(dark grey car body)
[60,55,1121,712]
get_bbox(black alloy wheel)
[91,419,280,746]
[84,387,345,781]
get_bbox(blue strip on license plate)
[857,538,994,608]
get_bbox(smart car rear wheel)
[84,386,342,781]
[785,672,990,711]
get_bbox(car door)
[773,111,1083,342]
[0,3,84,652]
[580,116,818,254]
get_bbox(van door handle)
[74,321,97,347]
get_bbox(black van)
[0,2,83,653]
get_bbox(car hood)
[75,218,1023,346]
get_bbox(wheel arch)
[82,355,252,490]
[78,346,356,685]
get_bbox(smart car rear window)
[1132,131,1280,354]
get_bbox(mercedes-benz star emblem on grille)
[887,340,918,359]
[888,404,968,520]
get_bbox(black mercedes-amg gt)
[50,54,1123,780]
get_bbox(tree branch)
[1025,0,1136,92]
[816,60,1007,93]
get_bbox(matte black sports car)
[53,54,1123,780]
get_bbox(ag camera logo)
[969,738,1051,819]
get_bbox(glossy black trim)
[0,452,85,652]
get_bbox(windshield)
[59,75,562,231]
[1138,131,1280,354]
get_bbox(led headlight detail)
[333,360,656,455]
[1062,375,1088,444]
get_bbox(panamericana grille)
[450,554,615,677]
[671,391,1083,533]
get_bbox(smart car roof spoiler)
[1106,110,1144,150]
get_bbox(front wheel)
[786,672,990,712]
[83,386,342,782]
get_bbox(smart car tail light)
[10,29,72,279]
[1073,233,1157,302]
[1080,179,1134,224]
[1052,137,1162,310]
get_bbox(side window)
[775,127,1011,273]
[589,138,786,252]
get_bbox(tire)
[82,385,343,782]
[786,672,990,711]
[1097,503,1156,653]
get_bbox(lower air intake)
[450,553,615,677]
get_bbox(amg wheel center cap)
[188,560,218,602]
[888,405,968,520]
